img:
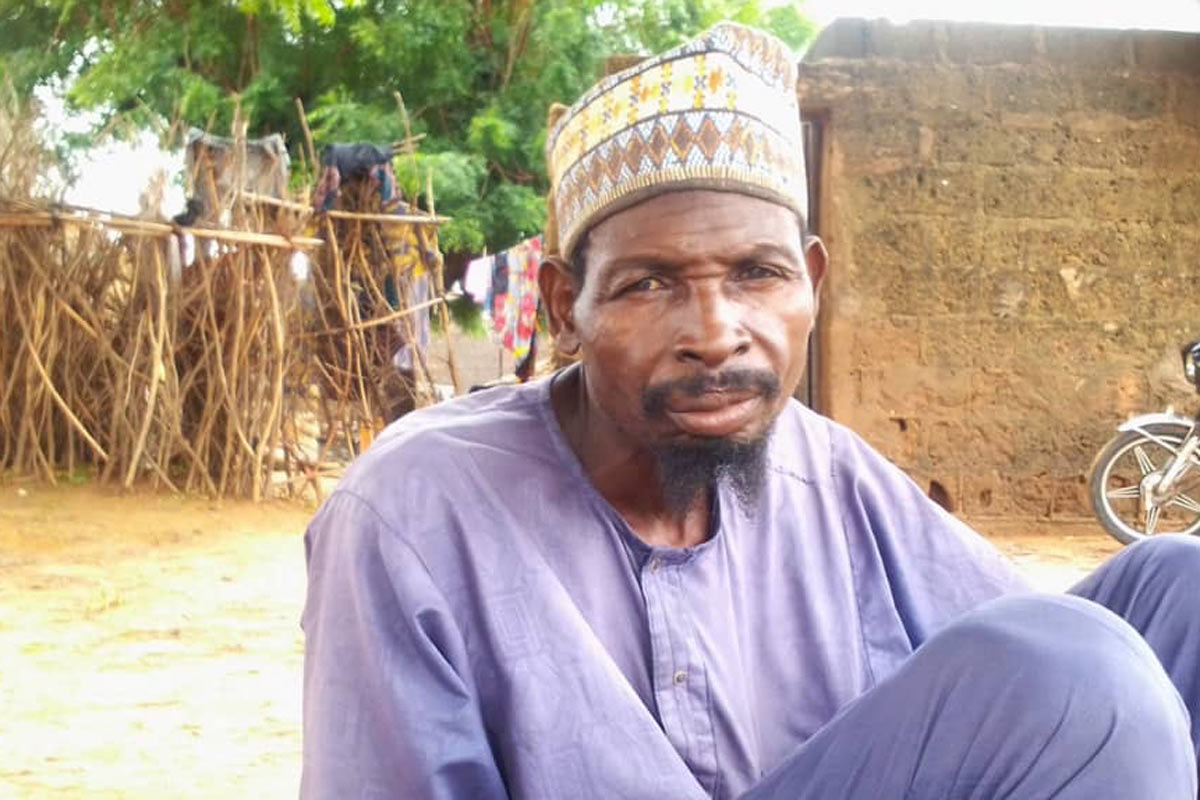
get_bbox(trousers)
[743,535,1200,799]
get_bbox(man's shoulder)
[307,378,576,569]
[384,380,547,446]
[768,399,881,485]
[338,379,556,496]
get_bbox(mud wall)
[798,20,1199,531]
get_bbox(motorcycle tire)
[1089,422,1200,545]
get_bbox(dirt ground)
[0,483,1121,798]
[0,483,315,799]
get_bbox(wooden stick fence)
[0,211,294,498]
[0,199,457,500]
[1,89,462,500]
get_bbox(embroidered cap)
[545,22,806,259]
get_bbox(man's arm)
[301,491,507,799]
[833,427,1032,648]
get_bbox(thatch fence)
[0,101,457,500]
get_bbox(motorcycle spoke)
[1145,506,1162,535]
[1133,445,1156,476]
[1106,485,1142,501]
[1176,473,1200,495]
[1171,493,1200,514]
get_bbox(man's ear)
[538,256,581,355]
[803,235,829,304]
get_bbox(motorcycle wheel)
[1089,423,1200,545]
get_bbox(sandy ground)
[0,483,1121,798]
[990,523,1122,593]
[0,484,314,799]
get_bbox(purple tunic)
[301,370,1028,799]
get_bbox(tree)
[0,0,816,255]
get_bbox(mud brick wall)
[798,20,1200,532]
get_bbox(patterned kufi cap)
[545,22,806,259]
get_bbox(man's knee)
[923,594,1178,714]
[1076,535,1200,614]
[904,594,1195,794]
[1120,535,1200,583]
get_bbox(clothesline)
[462,235,544,379]
[0,209,325,249]
[240,191,450,225]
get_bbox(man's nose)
[672,286,751,369]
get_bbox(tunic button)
[648,558,661,573]
[673,670,687,686]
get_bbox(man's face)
[547,189,826,452]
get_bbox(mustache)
[642,369,781,418]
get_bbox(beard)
[651,434,772,514]
[642,369,780,514]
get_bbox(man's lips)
[663,391,762,437]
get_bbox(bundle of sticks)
[291,93,461,461]
[0,203,319,500]
[0,95,460,500]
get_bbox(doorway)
[799,116,823,410]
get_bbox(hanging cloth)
[487,235,542,364]
[463,254,494,308]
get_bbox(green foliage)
[0,0,816,255]
[467,105,523,170]
[763,6,818,50]
[437,294,487,338]
[396,150,490,252]
[306,86,404,144]
[482,182,547,250]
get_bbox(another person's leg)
[1071,535,1200,759]
[743,594,1194,800]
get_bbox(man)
[303,23,1200,799]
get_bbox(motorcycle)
[1089,339,1200,545]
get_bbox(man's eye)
[625,276,667,293]
[736,263,781,281]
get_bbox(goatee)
[652,434,771,514]
[643,368,780,514]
